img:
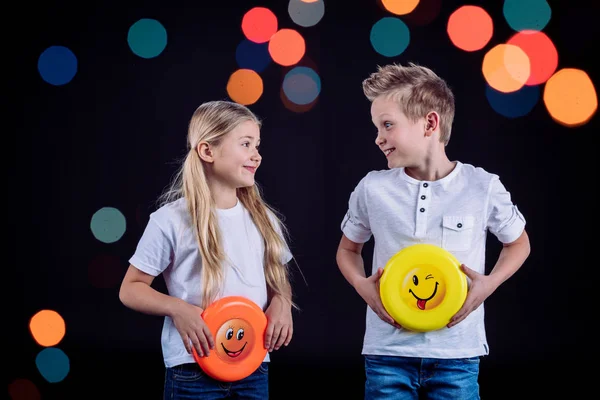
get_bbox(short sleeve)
[128,215,174,276]
[267,210,293,264]
[341,174,372,243]
[486,176,526,244]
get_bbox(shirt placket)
[414,182,430,239]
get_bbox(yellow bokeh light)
[381,0,420,15]
[543,68,598,127]
[29,309,66,347]
[482,44,530,93]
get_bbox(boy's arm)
[336,235,398,327]
[488,229,531,288]
[448,229,531,327]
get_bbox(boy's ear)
[424,112,440,137]
[197,141,214,163]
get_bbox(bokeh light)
[503,0,551,32]
[268,29,306,66]
[507,30,557,86]
[89,253,125,289]
[90,207,127,244]
[288,0,325,27]
[38,46,77,86]
[8,379,41,400]
[236,39,271,73]
[447,5,493,52]
[226,69,264,105]
[242,7,278,43]
[283,66,321,105]
[482,44,530,93]
[381,0,420,15]
[402,0,442,26]
[29,309,66,347]
[486,84,540,118]
[127,18,167,59]
[35,347,70,383]
[543,68,598,127]
[281,86,318,113]
[370,17,410,57]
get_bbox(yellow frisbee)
[379,244,468,332]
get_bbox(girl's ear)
[197,142,214,163]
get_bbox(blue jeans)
[164,362,269,399]
[364,355,480,400]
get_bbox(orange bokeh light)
[381,0,420,15]
[268,29,306,67]
[507,30,558,86]
[483,44,530,93]
[242,7,278,43]
[226,69,264,106]
[29,309,66,347]
[543,68,598,127]
[447,5,493,52]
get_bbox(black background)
[9,0,598,399]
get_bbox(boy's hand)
[448,264,496,328]
[355,267,402,329]
[264,295,293,352]
[170,300,215,357]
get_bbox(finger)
[460,264,476,278]
[264,322,275,349]
[189,333,204,357]
[202,325,215,350]
[371,267,384,282]
[181,334,192,354]
[196,331,211,356]
[274,326,288,350]
[269,326,281,351]
[284,326,293,346]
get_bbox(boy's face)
[211,120,262,189]
[371,96,427,169]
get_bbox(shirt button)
[420,208,425,212]
[457,223,463,228]
[421,195,426,200]
[423,183,429,188]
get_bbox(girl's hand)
[170,300,215,357]
[264,295,293,351]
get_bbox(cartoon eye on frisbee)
[379,244,468,332]
[192,296,268,382]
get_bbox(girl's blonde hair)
[362,62,455,145]
[159,100,295,310]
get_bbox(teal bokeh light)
[90,207,127,243]
[127,18,167,58]
[370,17,410,57]
[36,348,70,383]
[503,0,551,31]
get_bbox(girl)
[119,100,296,399]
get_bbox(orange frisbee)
[192,296,268,382]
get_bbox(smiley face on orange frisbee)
[215,318,256,363]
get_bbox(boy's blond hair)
[362,62,455,145]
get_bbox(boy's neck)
[404,156,456,182]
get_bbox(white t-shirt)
[129,197,292,368]
[340,161,526,359]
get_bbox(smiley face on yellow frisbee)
[380,244,467,332]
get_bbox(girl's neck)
[208,181,238,210]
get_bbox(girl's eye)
[384,122,392,129]
[242,142,250,147]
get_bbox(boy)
[335,62,531,399]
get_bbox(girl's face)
[210,120,262,190]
